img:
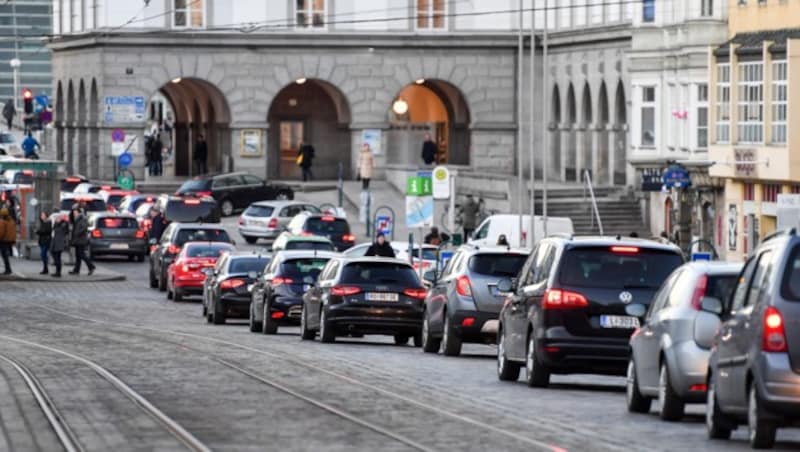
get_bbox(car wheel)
[421,315,441,353]
[319,307,335,343]
[220,199,234,217]
[412,332,422,348]
[300,306,315,340]
[525,333,550,388]
[149,267,158,288]
[158,268,167,292]
[441,315,462,357]
[262,300,278,335]
[213,301,226,325]
[248,303,261,333]
[166,280,173,300]
[393,335,409,345]
[706,375,733,440]
[626,359,652,414]
[748,383,777,449]
[659,363,685,421]
[244,236,257,245]
[497,328,521,382]
[173,288,183,302]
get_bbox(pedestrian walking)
[152,133,164,176]
[36,211,52,275]
[0,207,15,274]
[298,140,315,182]
[50,215,70,278]
[461,194,479,240]
[365,233,395,258]
[194,135,208,175]
[421,133,438,166]
[357,143,374,190]
[424,226,450,246]
[21,132,40,159]
[2,99,15,131]
[69,207,95,276]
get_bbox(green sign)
[406,176,432,196]
[117,174,134,190]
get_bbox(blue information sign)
[691,252,712,262]
[118,152,133,167]
[662,164,692,189]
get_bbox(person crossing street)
[50,215,69,278]
[35,211,52,275]
[69,206,95,276]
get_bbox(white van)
[468,214,574,248]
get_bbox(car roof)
[90,212,136,219]
[458,244,530,254]
[62,193,105,200]
[226,251,273,259]
[274,250,340,261]
[249,200,308,209]
[285,235,334,243]
[301,212,347,220]
[171,222,228,230]
[549,235,683,253]
[337,256,413,266]
[183,241,235,248]
[192,172,252,181]
[682,261,743,275]
[388,241,438,249]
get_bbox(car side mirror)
[700,296,723,315]
[247,271,258,279]
[497,278,513,293]
[422,270,437,284]
[521,284,540,297]
[625,303,647,318]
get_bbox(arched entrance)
[55,81,64,163]
[386,79,471,166]
[153,78,231,177]
[550,86,561,179]
[613,81,627,185]
[565,84,577,182]
[597,82,610,185]
[77,80,87,175]
[268,79,351,180]
[580,83,592,181]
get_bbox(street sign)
[112,135,137,156]
[432,166,450,199]
[375,215,392,238]
[117,173,134,190]
[406,175,432,196]
[662,164,691,189]
[777,194,800,231]
[406,196,433,228]
[112,128,125,142]
[104,96,146,124]
[691,252,712,261]
[118,152,133,168]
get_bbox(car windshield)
[61,199,107,212]
[165,200,220,223]
[340,262,420,286]
[468,253,528,277]
[559,246,683,289]
[99,217,138,229]
[107,195,126,208]
[280,258,331,281]
[175,229,231,246]
[305,218,349,235]
[178,180,210,192]
[229,257,270,274]
[285,241,336,251]
[707,274,738,304]
[781,245,800,301]
[244,205,274,217]
[185,244,232,258]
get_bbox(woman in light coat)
[357,143,374,190]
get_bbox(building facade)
[708,0,800,261]
[0,0,52,105]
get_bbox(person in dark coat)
[424,226,450,246]
[69,207,95,275]
[365,233,396,258]
[3,99,15,131]
[36,211,52,274]
[421,133,438,165]
[50,215,70,278]
[298,141,315,182]
[148,207,167,243]
[0,207,15,274]
[194,135,208,175]
[152,134,164,176]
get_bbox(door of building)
[279,121,304,179]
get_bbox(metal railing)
[582,169,604,235]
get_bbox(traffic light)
[23,88,33,114]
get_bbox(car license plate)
[599,315,640,329]
[109,243,129,250]
[365,292,398,302]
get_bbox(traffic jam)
[15,167,799,450]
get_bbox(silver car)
[237,201,320,244]
[627,261,741,421]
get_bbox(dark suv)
[155,195,221,224]
[176,172,294,217]
[706,229,800,449]
[496,236,683,387]
[149,222,233,291]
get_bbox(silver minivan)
[237,201,319,244]
[627,261,741,420]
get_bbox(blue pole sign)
[118,152,133,168]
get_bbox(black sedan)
[203,252,272,325]
[176,172,294,217]
[300,257,428,345]
[249,250,338,334]
[87,213,147,261]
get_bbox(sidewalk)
[0,256,125,283]
[341,181,417,242]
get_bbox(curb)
[0,273,126,283]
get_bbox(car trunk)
[467,253,528,313]
[97,217,140,241]
[305,218,350,248]
[557,285,659,338]
[339,262,423,309]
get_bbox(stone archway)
[580,82,592,181]
[613,81,627,185]
[77,80,87,175]
[597,82,610,185]
[565,84,577,182]
[550,85,562,180]
[267,78,351,180]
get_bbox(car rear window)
[781,245,800,301]
[12,174,34,185]
[61,180,84,192]
[707,275,738,304]
[244,205,274,217]
[175,229,231,246]
[61,199,107,212]
[107,195,126,207]
[286,241,336,251]
[340,262,420,286]
[469,253,528,277]
[185,244,232,258]
[305,218,349,235]
[229,257,270,274]
[281,258,331,280]
[99,217,138,229]
[559,246,683,289]
[178,180,210,192]
[165,200,220,223]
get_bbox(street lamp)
[10,58,21,113]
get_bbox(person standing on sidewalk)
[357,143,374,190]
[0,208,15,274]
[152,133,164,176]
[298,140,315,182]
[421,133,438,166]
[3,99,15,131]
[194,135,208,175]
[50,215,69,278]
[461,194,479,240]
[35,211,52,275]
[69,207,95,276]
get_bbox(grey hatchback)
[706,229,800,449]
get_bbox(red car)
[166,242,235,302]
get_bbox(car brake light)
[101,185,111,190]
[184,199,201,205]
[272,276,294,286]
[220,279,246,289]
[690,274,708,310]
[763,306,787,352]
[22,170,34,176]
[91,229,102,238]
[271,311,285,319]
[455,275,473,297]
[321,215,335,222]
[196,191,212,197]
[690,384,708,392]
[343,234,356,242]
[611,246,639,254]
[66,177,81,182]
[461,317,475,327]
[301,231,314,237]
[543,289,589,309]
[145,196,154,202]
[268,218,278,229]
[135,230,145,239]
[403,288,428,300]
[331,286,361,296]
[167,244,181,255]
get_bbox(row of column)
[550,123,627,186]
[55,124,101,179]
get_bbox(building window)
[701,0,713,16]
[641,86,656,147]
[716,64,730,143]
[763,184,781,203]
[173,0,204,28]
[296,0,325,28]
[697,84,708,148]
[744,182,755,201]
[642,0,655,22]
[792,185,800,194]
[771,60,787,144]
[737,62,763,144]
[417,0,446,30]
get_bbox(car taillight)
[196,191,212,197]
[184,199,200,205]
[135,230,145,239]
[141,219,152,230]
[331,286,361,296]
[220,279,246,289]
[301,231,314,237]
[763,306,787,352]
[690,274,708,310]
[543,289,589,309]
[611,246,639,254]
[272,276,294,286]
[403,288,428,300]
[167,244,181,255]
[91,229,102,238]
[455,275,473,297]
[343,234,356,242]
[321,215,335,222]
[107,205,116,212]
[268,218,278,229]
